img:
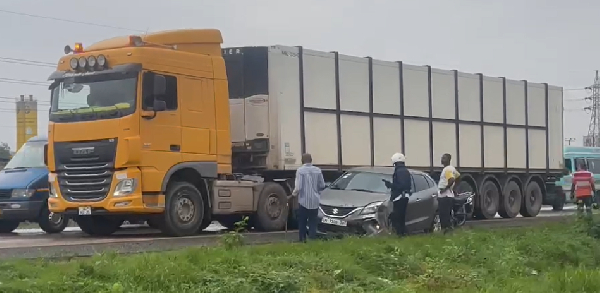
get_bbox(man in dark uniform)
[382,153,412,236]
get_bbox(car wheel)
[38,204,68,234]
[424,213,441,234]
[0,220,20,234]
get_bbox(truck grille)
[57,163,113,201]
[320,205,358,217]
[53,139,117,202]
[0,189,11,198]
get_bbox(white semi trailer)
[221,45,564,223]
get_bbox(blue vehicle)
[556,146,600,206]
[0,136,68,233]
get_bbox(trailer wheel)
[254,182,289,231]
[498,181,522,218]
[476,181,499,219]
[0,220,20,234]
[521,181,543,217]
[159,181,205,237]
[38,204,68,234]
[76,216,121,236]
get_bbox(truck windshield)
[4,141,46,169]
[49,72,138,122]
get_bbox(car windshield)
[4,140,46,169]
[329,172,392,194]
[49,72,138,122]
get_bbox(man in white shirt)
[438,153,460,233]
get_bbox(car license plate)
[78,206,92,216]
[321,216,347,227]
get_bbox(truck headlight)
[11,189,35,198]
[360,201,384,215]
[113,178,137,197]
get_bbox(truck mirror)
[153,75,166,96]
[43,144,48,166]
[153,100,167,112]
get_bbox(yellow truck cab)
[47,29,292,236]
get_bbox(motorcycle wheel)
[454,206,467,227]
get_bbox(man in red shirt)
[570,162,595,216]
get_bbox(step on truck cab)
[46,30,294,237]
[0,136,68,233]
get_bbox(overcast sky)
[0,0,594,151]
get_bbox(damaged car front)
[317,168,391,236]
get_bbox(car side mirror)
[153,74,166,96]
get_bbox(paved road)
[0,205,578,260]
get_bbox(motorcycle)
[451,191,474,227]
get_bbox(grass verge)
[1,217,600,293]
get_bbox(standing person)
[382,153,412,236]
[292,153,326,242]
[438,153,460,234]
[571,162,595,217]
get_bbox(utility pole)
[565,138,576,145]
[585,71,600,146]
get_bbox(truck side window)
[142,72,178,111]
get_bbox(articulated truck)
[43,29,564,237]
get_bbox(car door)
[405,174,433,232]
[406,174,429,231]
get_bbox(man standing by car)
[383,153,412,236]
[292,153,327,242]
[438,153,460,234]
[570,162,595,217]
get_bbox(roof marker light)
[74,43,84,53]
[129,36,144,47]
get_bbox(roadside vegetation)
[0,217,599,293]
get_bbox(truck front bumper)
[48,168,165,215]
[0,200,44,221]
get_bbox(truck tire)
[38,204,68,234]
[76,216,121,236]
[0,220,19,233]
[521,181,543,217]
[159,181,205,237]
[254,182,289,231]
[552,191,566,211]
[475,181,499,219]
[498,181,522,218]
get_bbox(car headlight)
[11,189,35,198]
[113,178,137,197]
[360,201,384,215]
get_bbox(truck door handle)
[170,145,180,152]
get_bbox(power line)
[0,57,55,68]
[0,78,50,87]
[0,9,145,33]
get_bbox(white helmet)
[391,153,405,164]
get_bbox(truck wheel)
[38,204,68,234]
[498,181,522,218]
[76,216,121,236]
[0,220,20,233]
[475,181,499,219]
[521,181,543,217]
[160,181,205,237]
[254,182,289,231]
[552,191,566,211]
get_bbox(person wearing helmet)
[382,152,412,236]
